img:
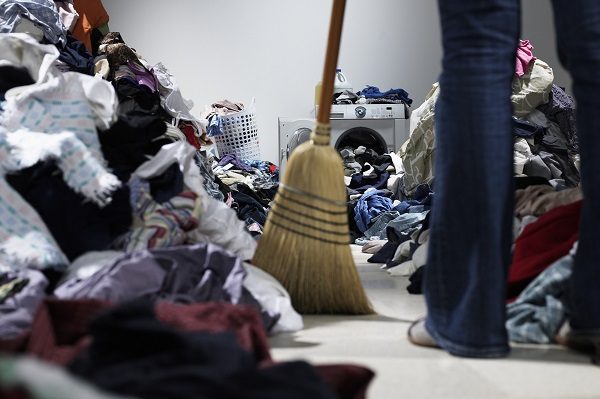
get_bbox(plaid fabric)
[506,243,577,344]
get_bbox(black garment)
[0,65,34,104]
[537,84,579,155]
[148,163,184,203]
[367,241,399,264]
[407,266,425,295]
[231,191,268,227]
[69,300,338,399]
[112,78,164,116]
[98,78,170,180]
[514,175,551,190]
[512,117,544,139]
[99,115,168,181]
[354,148,378,166]
[236,184,271,208]
[530,143,580,187]
[90,28,105,56]
[57,32,94,75]
[6,162,132,262]
[349,171,390,193]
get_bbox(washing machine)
[278,103,410,172]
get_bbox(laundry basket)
[213,100,261,160]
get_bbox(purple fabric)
[54,243,277,329]
[218,154,253,172]
[126,60,158,92]
[0,270,48,339]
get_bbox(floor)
[270,245,600,399]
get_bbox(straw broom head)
[253,0,373,314]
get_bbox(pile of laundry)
[334,85,413,106]
[0,1,374,398]
[211,153,279,237]
[202,99,246,137]
[363,39,583,346]
[400,39,579,196]
[340,142,432,249]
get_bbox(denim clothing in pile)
[353,189,393,233]
[506,243,576,344]
[425,0,600,358]
[361,211,400,240]
[385,211,429,241]
[358,86,413,106]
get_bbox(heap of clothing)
[202,99,246,137]
[333,85,413,106]
[362,39,584,345]
[400,39,580,196]
[211,153,279,237]
[0,2,375,398]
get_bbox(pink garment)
[515,39,536,77]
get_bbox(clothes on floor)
[67,300,338,399]
[353,189,393,233]
[0,269,47,340]
[508,200,581,300]
[506,243,577,344]
[6,162,131,262]
[0,298,271,365]
[54,243,276,330]
[399,83,439,195]
[243,264,303,334]
[516,186,582,217]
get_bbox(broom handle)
[317,0,346,124]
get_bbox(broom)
[253,0,373,314]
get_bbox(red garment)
[0,299,373,399]
[0,299,271,364]
[178,121,202,149]
[508,200,581,299]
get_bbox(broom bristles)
[253,124,374,315]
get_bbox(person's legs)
[551,0,600,331]
[422,0,520,357]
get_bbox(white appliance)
[278,103,410,172]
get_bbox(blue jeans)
[425,0,600,357]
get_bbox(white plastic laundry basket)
[214,100,261,160]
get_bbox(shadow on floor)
[268,313,414,349]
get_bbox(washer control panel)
[327,104,408,119]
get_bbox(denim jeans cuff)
[425,319,510,359]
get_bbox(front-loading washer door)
[334,126,388,155]
[287,127,312,159]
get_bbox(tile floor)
[270,245,600,399]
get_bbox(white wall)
[103,0,569,165]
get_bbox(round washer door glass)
[287,127,312,158]
[334,126,388,156]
